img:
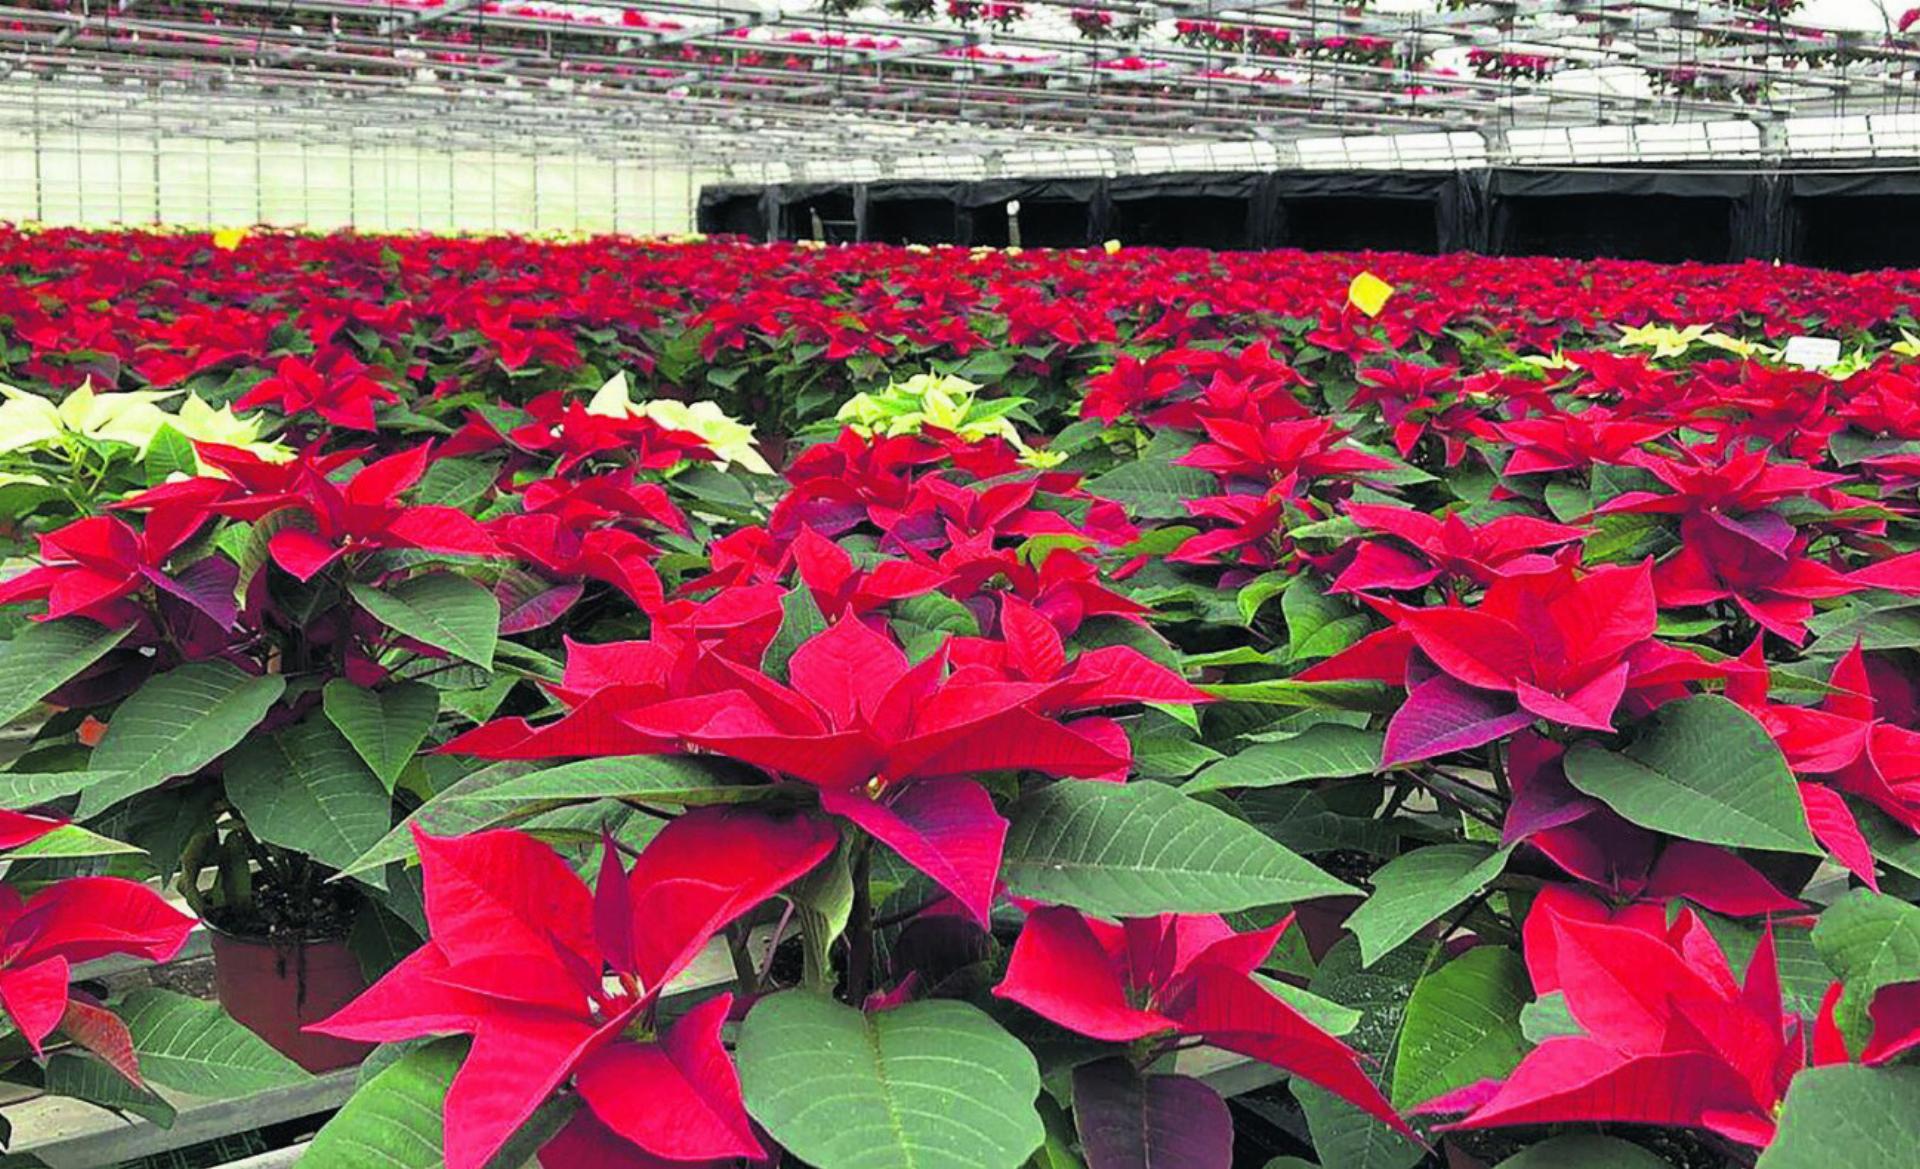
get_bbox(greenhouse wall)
[0,133,717,234]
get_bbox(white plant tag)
[1783,335,1841,370]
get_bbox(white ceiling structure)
[3,0,1920,177]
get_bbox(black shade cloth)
[1785,169,1920,272]
[1261,171,1476,253]
[695,185,774,240]
[771,183,865,242]
[1274,198,1440,253]
[863,181,963,245]
[1487,169,1767,262]
[1497,193,1737,262]
[705,167,1920,268]
[959,179,1106,247]
[866,200,960,245]
[1107,172,1267,250]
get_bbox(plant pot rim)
[202,912,353,950]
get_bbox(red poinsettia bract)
[197,443,500,581]
[1726,639,1920,875]
[236,350,400,431]
[1330,503,1588,595]
[626,616,1128,923]
[994,906,1413,1139]
[311,811,836,1169]
[0,875,195,1072]
[1306,561,1714,765]
[1421,887,1805,1147]
[0,507,219,627]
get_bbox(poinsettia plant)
[0,649,314,1122]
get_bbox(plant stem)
[176,830,216,918]
[845,839,874,1004]
[872,893,944,931]
[1411,767,1505,829]
[1380,778,1413,820]
[757,901,796,990]
[726,923,759,996]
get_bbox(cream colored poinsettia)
[640,399,775,476]
[1698,332,1780,361]
[837,372,1022,444]
[0,382,177,454]
[1825,348,1876,380]
[1016,446,1068,469]
[837,371,1062,467]
[0,381,286,469]
[585,372,773,475]
[1515,348,1580,374]
[170,395,291,467]
[1616,322,1711,359]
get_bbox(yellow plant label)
[1348,271,1394,317]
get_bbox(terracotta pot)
[208,927,373,1073]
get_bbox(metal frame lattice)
[0,0,1916,172]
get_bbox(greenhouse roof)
[4,0,1920,171]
